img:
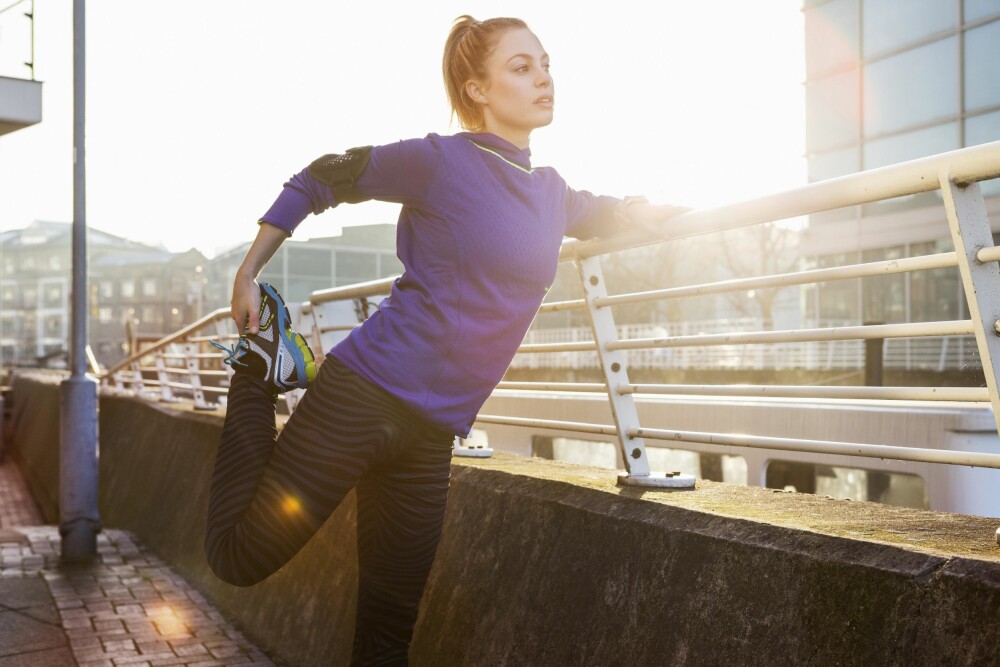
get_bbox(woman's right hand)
[231,273,262,335]
[229,221,291,335]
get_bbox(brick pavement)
[0,459,277,667]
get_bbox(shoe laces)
[210,337,249,368]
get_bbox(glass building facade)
[802,0,1000,329]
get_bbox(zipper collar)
[459,132,533,173]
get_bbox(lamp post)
[60,0,100,562]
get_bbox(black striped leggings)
[204,356,454,666]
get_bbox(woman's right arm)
[231,222,290,334]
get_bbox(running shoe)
[211,282,317,394]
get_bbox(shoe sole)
[260,283,317,391]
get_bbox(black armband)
[308,145,374,204]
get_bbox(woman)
[206,15,687,665]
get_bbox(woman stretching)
[205,15,687,666]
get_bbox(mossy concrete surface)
[9,373,1000,666]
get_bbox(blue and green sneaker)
[212,282,317,394]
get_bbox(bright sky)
[0,0,805,258]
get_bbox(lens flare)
[282,496,302,515]
[148,605,188,637]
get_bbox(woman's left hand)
[616,197,692,236]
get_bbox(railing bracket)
[617,472,697,489]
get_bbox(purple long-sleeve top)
[260,132,621,436]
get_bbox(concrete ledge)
[9,374,1000,665]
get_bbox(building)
[0,221,207,368]
[204,223,403,310]
[801,0,1000,340]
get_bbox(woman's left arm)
[616,196,692,235]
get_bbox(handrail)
[595,252,959,309]
[100,307,229,380]
[496,381,989,402]
[560,140,1000,261]
[310,276,396,305]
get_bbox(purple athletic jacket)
[260,132,621,436]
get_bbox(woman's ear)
[465,80,488,105]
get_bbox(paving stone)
[171,642,211,658]
[0,461,276,667]
[0,646,76,666]
[0,610,69,657]
[114,652,176,664]
[102,639,137,653]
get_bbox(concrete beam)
[0,76,42,136]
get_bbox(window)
[380,253,404,276]
[335,251,378,284]
[142,278,157,297]
[808,147,859,182]
[863,0,955,57]
[863,37,958,137]
[22,256,35,271]
[287,278,333,303]
[120,280,135,298]
[44,315,63,335]
[43,284,64,308]
[910,240,962,322]
[0,286,14,308]
[965,0,1000,24]
[98,307,114,324]
[49,254,61,271]
[966,109,1000,146]
[804,0,858,78]
[862,122,958,170]
[966,109,1000,196]
[99,280,114,298]
[964,20,1000,111]
[287,247,332,277]
[817,252,860,322]
[806,69,859,152]
[861,246,906,324]
[141,307,161,327]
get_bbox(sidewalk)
[0,458,276,667]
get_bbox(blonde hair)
[442,15,529,131]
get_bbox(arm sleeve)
[564,183,623,241]
[355,135,442,206]
[257,135,442,236]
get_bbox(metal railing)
[98,140,1000,488]
[511,321,980,372]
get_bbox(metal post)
[60,0,100,562]
[577,256,694,488]
[863,321,884,386]
[184,343,214,410]
[941,173,1000,433]
[155,352,175,402]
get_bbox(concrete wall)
[9,373,1000,666]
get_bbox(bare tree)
[600,240,686,325]
[718,222,801,330]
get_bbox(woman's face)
[469,28,554,148]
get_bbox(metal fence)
[512,320,980,372]
[99,140,1000,488]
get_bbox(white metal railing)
[511,321,980,372]
[98,140,1000,488]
